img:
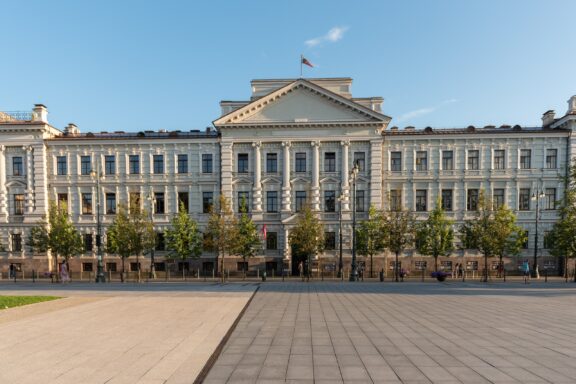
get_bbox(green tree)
[28,201,83,280]
[289,206,324,280]
[384,209,416,282]
[165,203,202,279]
[203,195,239,282]
[106,202,155,282]
[459,192,523,282]
[415,200,454,272]
[549,163,576,282]
[236,199,261,279]
[356,205,386,278]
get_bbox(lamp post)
[532,188,545,278]
[146,191,156,279]
[349,163,359,282]
[337,194,344,280]
[90,167,105,283]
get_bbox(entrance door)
[291,244,308,276]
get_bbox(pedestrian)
[535,264,540,280]
[9,264,14,280]
[453,263,458,279]
[60,261,70,283]
[522,259,530,283]
[298,261,304,281]
[458,263,463,279]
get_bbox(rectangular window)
[237,153,249,173]
[324,232,336,250]
[546,149,557,169]
[520,149,531,169]
[494,150,505,170]
[416,190,427,212]
[82,262,93,272]
[153,155,164,174]
[354,152,366,172]
[467,189,479,211]
[542,231,552,249]
[356,190,365,212]
[106,262,117,272]
[390,190,401,211]
[202,154,213,173]
[522,230,529,249]
[391,152,402,172]
[238,191,249,213]
[295,191,307,212]
[155,192,165,214]
[12,234,22,252]
[129,192,141,212]
[493,189,505,209]
[324,152,336,172]
[237,262,248,272]
[82,193,93,215]
[203,192,213,213]
[416,151,428,171]
[178,192,189,212]
[12,157,23,176]
[324,190,336,212]
[57,156,67,175]
[267,191,278,213]
[14,194,24,215]
[80,156,91,175]
[57,193,68,210]
[467,150,479,170]
[266,153,278,173]
[519,188,530,211]
[441,189,453,211]
[106,193,116,214]
[105,155,115,175]
[295,152,306,172]
[266,232,278,250]
[83,234,93,253]
[177,154,188,174]
[545,188,556,210]
[155,233,165,251]
[129,155,140,174]
[442,151,453,170]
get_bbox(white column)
[281,141,291,212]
[252,142,262,212]
[340,141,350,211]
[220,142,233,203]
[369,139,383,209]
[283,227,291,263]
[0,145,6,216]
[25,146,34,213]
[311,141,321,211]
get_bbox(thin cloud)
[396,99,458,123]
[305,27,349,47]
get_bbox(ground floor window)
[130,262,141,272]
[237,261,248,272]
[106,262,117,272]
[178,262,189,271]
[154,262,165,271]
[82,262,93,272]
[414,261,427,271]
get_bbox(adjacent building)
[1,78,575,276]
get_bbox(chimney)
[64,123,80,136]
[542,110,556,127]
[32,104,48,123]
[568,96,576,114]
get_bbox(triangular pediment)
[214,79,390,127]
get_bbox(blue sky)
[1,0,575,132]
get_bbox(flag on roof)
[301,57,314,67]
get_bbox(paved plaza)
[0,283,256,384]
[204,282,576,384]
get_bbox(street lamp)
[337,194,344,280]
[146,191,156,279]
[349,163,359,282]
[531,188,545,278]
[90,167,106,283]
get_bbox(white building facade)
[1,78,575,277]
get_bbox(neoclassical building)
[1,77,575,276]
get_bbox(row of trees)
[26,196,262,282]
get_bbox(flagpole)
[300,54,303,77]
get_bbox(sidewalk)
[204,282,576,383]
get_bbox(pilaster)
[0,145,6,217]
[25,146,34,214]
[220,142,233,203]
[369,139,383,209]
[281,141,291,213]
[311,141,321,211]
[340,141,350,211]
[252,141,262,212]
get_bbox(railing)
[0,111,34,122]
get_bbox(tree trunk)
[221,253,225,283]
[370,254,374,278]
[54,254,59,283]
[434,254,438,272]
[121,258,125,283]
[484,252,488,283]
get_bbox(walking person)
[298,261,304,281]
[522,259,530,284]
[458,263,463,279]
[60,261,70,283]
